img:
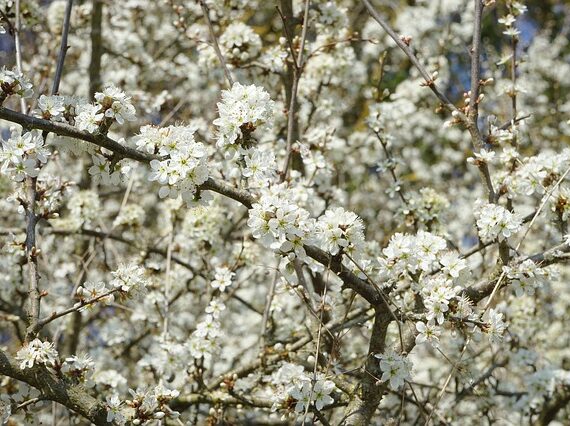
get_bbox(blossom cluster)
[382,231,451,275]
[503,259,550,297]
[316,207,366,256]
[400,187,450,227]
[106,385,180,425]
[24,86,138,190]
[213,82,274,148]
[128,385,180,423]
[88,154,132,186]
[76,281,115,308]
[375,351,413,391]
[110,263,149,299]
[270,363,336,415]
[93,85,137,125]
[420,275,462,324]
[74,264,148,312]
[113,204,146,228]
[219,22,262,64]
[475,202,522,242]
[143,125,210,205]
[498,1,527,38]
[61,354,95,384]
[37,94,65,120]
[74,86,136,132]
[240,146,277,187]
[247,186,314,258]
[485,308,508,345]
[15,339,59,370]
[288,379,336,413]
[0,67,33,100]
[247,186,369,274]
[0,130,49,182]
[504,149,570,197]
[188,269,233,360]
[210,266,235,292]
[33,85,136,134]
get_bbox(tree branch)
[0,349,124,425]
[51,0,73,95]
[361,0,460,115]
[199,0,234,86]
[0,105,378,307]
[342,310,392,426]
[88,0,103,98]
[468,0,484,122]
[0,107,155,163]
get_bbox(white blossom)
[94,85,136,124]
[375,351,413,391]
[475,202,522,242]
[16,339,59,369]
[210,267,234,292]
[316,207,365,256]
[0,67,33,98]
[106,394,126,425]
[486,309,507,344]
[110,263,149,299]
[37,94,65,119]
[415,320,441,347]
[213,82,274,148]
[75,104,104,133]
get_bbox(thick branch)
[304,246,379,305]
[173,392,273,410]
[0,107,155,162]
[463,240,570,303]
[0,349,122,425]
[342,310,391,426]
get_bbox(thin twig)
[508,2,519,147]
[51,0,74,95]
[163,230,174,339]
[361,0,460,115]
[16,397,44,411]
[468,0,484,122]
[35,288,118,330]
[297,0,310,69]
[89,0,103,98]
[199,1,234,86]
[14,0,26,113]
[276,6,299,72]
[375,131,408,205]
[516,164,570,252]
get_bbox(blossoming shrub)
[0,0,569,425]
